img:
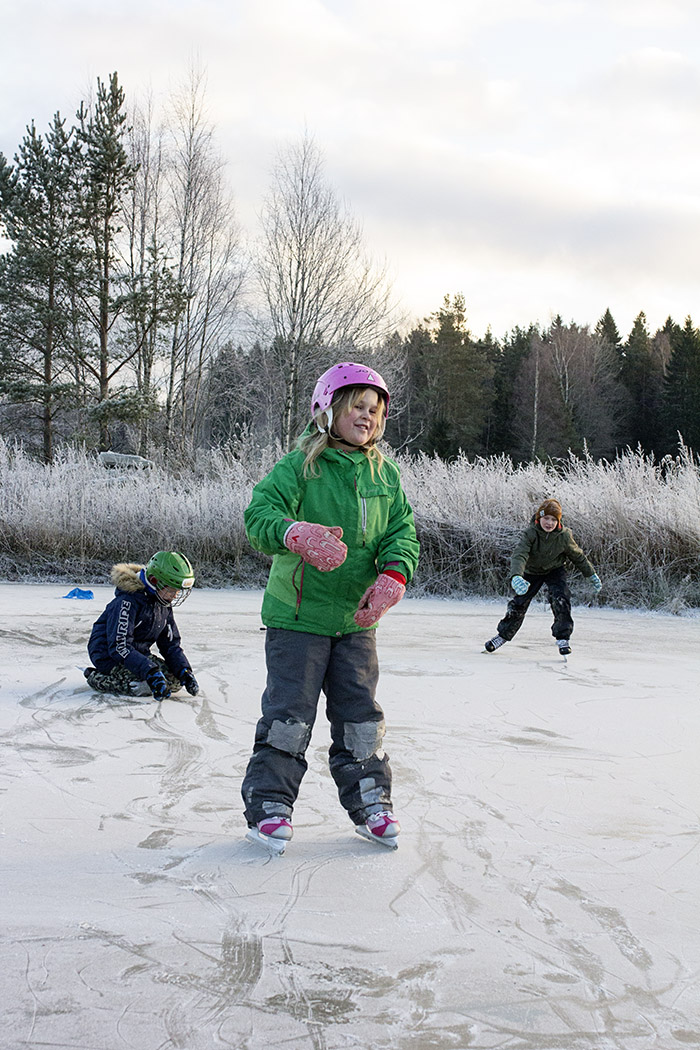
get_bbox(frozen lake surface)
[1,582,699,1049]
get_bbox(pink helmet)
[311,362,390,421]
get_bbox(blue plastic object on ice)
[62,587,94,600]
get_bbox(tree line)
[1,70,699,465]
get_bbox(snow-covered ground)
[1,582,699,1050]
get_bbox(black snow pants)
[497,566,573,642]
[241,627,392,828]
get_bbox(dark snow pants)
[497,566,573,642]
[241,627,392,828]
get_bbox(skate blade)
[245,828,287,856]
[355,825,399,851]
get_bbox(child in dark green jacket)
[242,362,419,854]
[484,498,601,657]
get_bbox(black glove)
[146,668,171,700]
[180,669,199,696]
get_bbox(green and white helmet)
[145,551,195,606]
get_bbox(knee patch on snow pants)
[265,718,313,757]
[343,719,386,761]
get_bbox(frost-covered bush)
[0,441,268,586]
[0,438,699,608]
[397,445,700,609]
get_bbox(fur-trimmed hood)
[110,562,146,593]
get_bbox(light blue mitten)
[589,573,602,593]
[511,575,529,595]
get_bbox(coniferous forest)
[2,70,699,467]
[1,72,700,604]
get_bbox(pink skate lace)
[366,811,400,838]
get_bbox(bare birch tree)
[162,65,244,463]
[514,319,627,459]
[123,94,185,456]
[256,134,397,449]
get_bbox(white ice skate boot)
[245,815,293,856]
[557,639,572,656]
[355,810,400,851]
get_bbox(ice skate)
[484,635,506,653]
[245,815,292,856]
[557,639,571,657]
[355,810,400,851]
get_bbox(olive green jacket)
[510,523,595,580]
[245,445,419,635]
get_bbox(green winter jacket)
[510,522,595,579]
[245,444,419,636]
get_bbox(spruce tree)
[619,312,663,453]
[595,307,622,364]
[663,316,700,452]
[488,325,536,457]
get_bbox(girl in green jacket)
[242,362,420,854]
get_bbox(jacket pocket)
[358,487,390,546]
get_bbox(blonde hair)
[298,386,387,478]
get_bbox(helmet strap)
[141,568,174,606]
[140,568,157,596]
[329,428,373,450]
[316,406,333,434]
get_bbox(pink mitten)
[354,572,406,628]
[284,521,347,571]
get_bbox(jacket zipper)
[355,476,367,546]
[292,558,305,620]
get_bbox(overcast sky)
[2,0,700,340]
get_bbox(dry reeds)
[1,438,699,609]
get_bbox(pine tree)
[75,73,138,450]
[0,116,81,461]
[403,294,494,459]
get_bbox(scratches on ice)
[1,584,699,1049]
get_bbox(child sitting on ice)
[84,551,200,700]
[484,498,601,657]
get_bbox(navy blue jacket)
[87,562,191,680]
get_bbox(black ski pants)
[241,627,392,828]
[497,566,573,642]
